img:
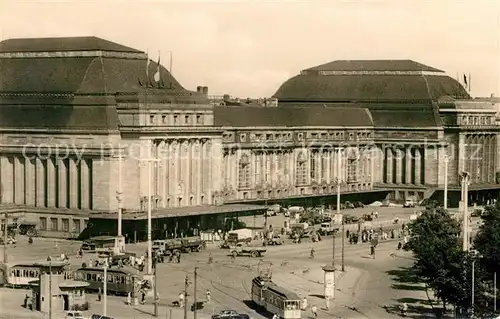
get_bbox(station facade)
[0,37,499,239]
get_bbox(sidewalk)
[272,261,368,318]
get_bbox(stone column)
[80,159,90,210]
[14,157,25,204]
[415,149,422,185]
[195,140,202,205]
[405,147,412,184]
[0,156,14,204]
[47,158,56,207]
[386,148,393,184]
[69,159,78,209]
[25,158,35,206]
[35,158,45,207]
[58,159,67,208]
[161,141,168,208]
[394,149,402,184]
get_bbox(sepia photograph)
[0,1,499,318]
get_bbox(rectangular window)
[185,115,190,124]
[149,115,155,124]
[161,115,167,124]
[50,218,58,231]
[61,218,69,232]
[347,159,358,182]
[196,114,202,124]
[173,114,179,124]
[296,162,307,185]
[39,217,47,231]
[238,164,251,189]
[265,154,271,182]
[310,153,316,179]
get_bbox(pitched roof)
[214,105,373,127]
[274,74,470,102]
[304,59,443,72]
[0,36,141,53]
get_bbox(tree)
[406,205,489,315]
[474,201,500,276]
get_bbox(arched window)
[296,151,307,185]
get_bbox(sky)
[1,0,499,98]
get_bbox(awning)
[90,204,267,220]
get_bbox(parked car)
[403,199,416,208]
[354,201,365,208]
[344,201,355,209]
[212,309,250,319]
[266,235,284,246]
[343,215,359,224]
[67,311,86,319]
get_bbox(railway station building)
[0,36,499,239]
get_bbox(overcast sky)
[1,0,499,98]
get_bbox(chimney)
[197,86,203,93]
[202,86,208,95]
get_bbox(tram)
[74,266,138,296]
[1,263,72,288]
[251,276,301,319]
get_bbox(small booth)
[27,259,90,313]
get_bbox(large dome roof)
[273,59,470,103]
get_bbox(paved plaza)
[0,207,476,318]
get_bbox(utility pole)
[194,267,198,319]
[184,275,188,319]
[154,257,158,317]
[444,155,448,210]
[3,213,7,263]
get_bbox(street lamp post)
[47,256,52,319]
[444,155,448,210]
[3,213,8,263]
[103,259,108,316]
[142,156,160,275]
[460,172,470,252]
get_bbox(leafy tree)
[406,205,490,315]
[474,202,500,276]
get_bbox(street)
[0,206,481,318]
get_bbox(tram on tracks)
[1,263,72,288]
[251,276,301,319]
[73,266,139,296]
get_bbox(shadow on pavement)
[391,283,425,291]
[308,294,325,299]
[386,266,420,284]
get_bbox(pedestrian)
[141,291,146,304]
[177,253,181,263]
[208,253,213,264]
[127,292,131,305]
[179,292,185,308]
[311,305,318,317]
[97,288,102,301]
[206,289,211,303]
[272,313,279,319]
[346,230,350,239]
[310,247,315,259]
[301,297,308,310]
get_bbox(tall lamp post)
[47,256,52,319]
[444,155,449,210]
[103,259,108,316]
[142,155,160,275]
[116,152,124,249]
[460,172,470,252]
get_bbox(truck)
[227,228,253,243]
[181,236,205,252]
[152,239,183,256]
[230,242,266,258]
[318,222,339,236]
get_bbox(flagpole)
[169,51,173,74]
[468,73,471,93]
